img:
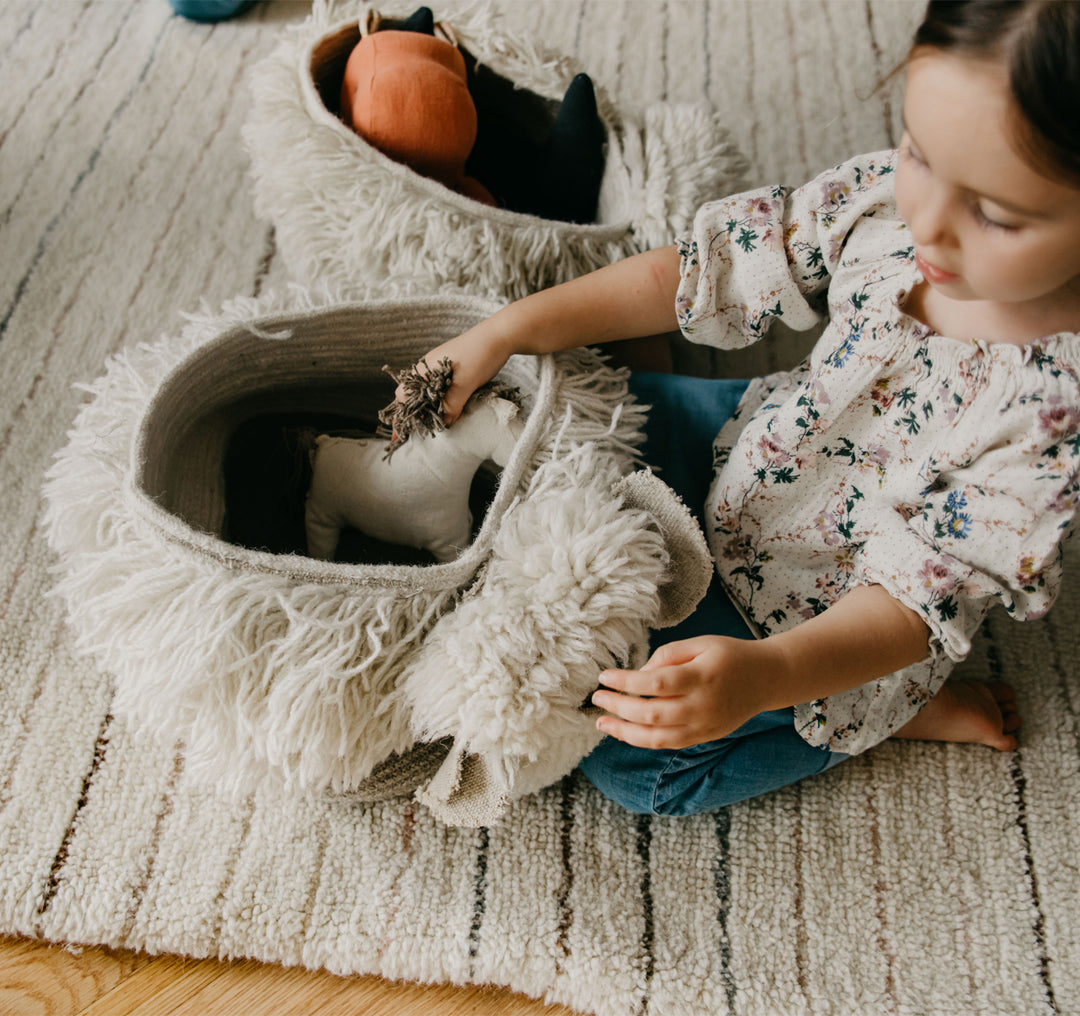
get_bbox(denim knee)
[577,740,672,815]
[578,715,848,817]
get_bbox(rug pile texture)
[2,2,1077,1014]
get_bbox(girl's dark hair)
[912,0,1080,184]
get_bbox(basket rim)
[124,296,557,593]
[300,16,634,238]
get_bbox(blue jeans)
[577,373,846,815]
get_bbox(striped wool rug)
[2,2,1077,1014]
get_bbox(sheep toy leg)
[305,436,352,560]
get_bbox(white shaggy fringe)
[43,292,663,811]
[242,0,748,302]
[399,442,667,803]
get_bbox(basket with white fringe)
[43,293,714,826]
[243,0,749,302]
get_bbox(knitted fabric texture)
[242,0,749,302]
[43,293,713,825]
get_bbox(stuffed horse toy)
[304,359,524,563]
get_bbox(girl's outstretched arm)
[407,245,682,423]
[591,584,930,750]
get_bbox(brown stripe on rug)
[1042,609,1080,772]
[0,519,40,624]
[467,824,490,978]
[1006,751,1059,1015]
[206,793,258,947]
[252,227,278,298]
[633,813,656,1016]
[102,28,265,359]
[0,3,134,203]
[34,710,113,926]
[0,13,170,344]
[864,753,901,1012]
[571,0,586,61]
[375,800,418,963]
[0,4,41,67]
[713,807,736,1014]
[984,624,1060,1014]
[862,0,899,149]
[790,781,813,1006]
[117,746,186,948]
[554,773,578,975]
[658,1,670,103]
[781,4,809,182]
[0,624,68,823]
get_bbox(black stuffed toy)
[347,7,607,224]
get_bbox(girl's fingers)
[592,686,693,727]
[597,664,690,698]
[594,715,694,751]
[639,635,721,670]
[437,398,462,425]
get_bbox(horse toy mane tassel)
[377,357,521,459]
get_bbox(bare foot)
[891,679,1021,751]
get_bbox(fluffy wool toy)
[340,11,495,205]
[305,359,524,563]
[339,7,606,222]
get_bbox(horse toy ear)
[488,395,520,425]
[377,357,521,459]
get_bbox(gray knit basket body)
[44,295,714,826]
[244,1,749,302]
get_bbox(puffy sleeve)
[799,394,1080,755]
[858,398,1080,663]
[675,150,898,348]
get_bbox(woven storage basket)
[44,294,713,825]
[243,0,748,302]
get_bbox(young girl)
[406,0,1080,815]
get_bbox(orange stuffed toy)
[340,29,496,206]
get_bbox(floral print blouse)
[675,150,1080,755]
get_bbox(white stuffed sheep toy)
[305,359,525,563]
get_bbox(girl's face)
[894,49,1080,325]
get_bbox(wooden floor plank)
[0,935,585,1016]
[76,953,233,1016]
[0,936,147,1016]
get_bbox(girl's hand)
[400,325,512,425]
[591,586,931,751]
[591,635,776,750]
[398,246,683,425]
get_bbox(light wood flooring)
[0,935,584,1015]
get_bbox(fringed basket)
[44,293,713,826]
[243,0,749,302]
